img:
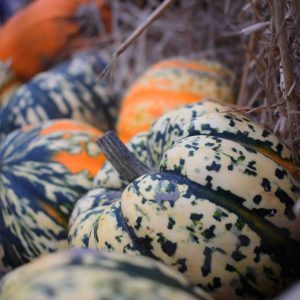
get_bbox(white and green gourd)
[0,50,119,140]
[68,100,300,300]
[0,248,212,300]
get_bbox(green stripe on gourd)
[0,249,211,300]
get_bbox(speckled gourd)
[0,249,212,300]
[69,100,300,300]
[0,119,105,272]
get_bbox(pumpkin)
[0,50,119,139]
[0,249,212,300]
[117,58,235,143]
[69,101,300,299]
[0,0,111,83]
[0,119,106,272]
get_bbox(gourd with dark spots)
[0,249,212,300]
[0,119,105,272]
[69,100,300,300]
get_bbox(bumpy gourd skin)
[0,249,212,300]
[0,119,104,272]
[0,51,118,140]
[69,101,300,299]
[122,136,299,299]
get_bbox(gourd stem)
[97,131,152,182]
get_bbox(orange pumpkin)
[117,58,235,143]
[0,0,111,82]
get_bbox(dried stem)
[97,131,152,182]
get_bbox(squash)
[117,58,235,143]
[0,0,111,82]
[0,119,105,272]
[69,101,300,299]
[0,50,119,138]
[68,188,122,250]
[0,249,212,300]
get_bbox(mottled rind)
[121,136,300,299]
[0,119,104,271]
[148,101,292,169]
[0,249,212,300]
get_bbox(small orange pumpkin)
[117,57,235,143]
[0,0,111,82]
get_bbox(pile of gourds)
[0,2,299,299]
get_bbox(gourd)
[0,50,119,138]
[117,58,235,142]
[0,249,212,300]
[0,0,111,82]
[0,119,105,272]
[69,101,300,299]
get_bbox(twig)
[250,0,263,22]
[113,0,176,58]
[226,100,286,114]
[98,0,176,86]
[238,14,257,106]
[287,81,296,97]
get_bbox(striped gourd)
[69,101,300,299]
[117,58,235,143]
[0,249,212,300]
[0,51,118,140]
[0,119,105,272]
